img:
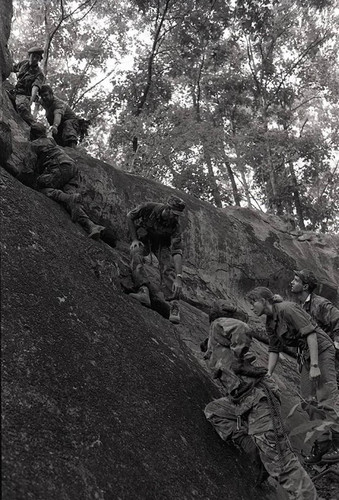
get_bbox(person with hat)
[203,300,317,499]
[246,286,339,465]
[17,122,107,241]
[39,84,83,148]
[291,269,339,348]
[127,195,186,324]
[11,46,45,125]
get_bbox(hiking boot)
[169,300,180,324]
[129,286,151,308]
[321,443,339,464]
[87,223,105,240]
[304,440,331,465]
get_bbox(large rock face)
[0,0,13,82]
[2,21,339,500]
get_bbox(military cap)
[294,269,318,287]
[28,46,44,55]
[167,195,186,215]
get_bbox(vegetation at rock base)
[9,0,339,232]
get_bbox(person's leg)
[302,346,339,463]
[205,397,268,484]
[249,398,317,499]
[129,241,151,307]
[158,245,180,323]
[15,95,36,126]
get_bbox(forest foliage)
[8,0,339,232]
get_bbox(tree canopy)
[9,0,339,232]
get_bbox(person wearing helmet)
[203,300,317,499]
[127,195,186,324]
[11,46,45,125]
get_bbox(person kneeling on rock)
[17,122,105,240]
[203,300,317,499]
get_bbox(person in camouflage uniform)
[204,301,317,499]
[39,84,80,148]
[11,47,45,126]
[291,269,339,346]
[247,287,339,465]
[17,123,105,240]
[127,196,186,324]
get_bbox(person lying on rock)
[127,195,186,324]
[17,122,105,240]
[247,286,339,466]
[203,300,317,499]
[39,84,89,149]
[11,46,45,126]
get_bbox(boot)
[304,440,331,465]
[169,300,180,324]
[321,442,339,464]
[86,221,105,240]
[129,286,151,307]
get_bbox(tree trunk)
[288,160,305,229]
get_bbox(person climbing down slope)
[17,122,105,240]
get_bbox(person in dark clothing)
[11,46,45,125]
[39,84,80,148]
[247,286,339,465]
[18,123,105,240]
[291,269,339,347]
[127,196,186,324]
[203,300,317,499]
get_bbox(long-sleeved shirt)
[13,60,44,96]
[303,293,339,342]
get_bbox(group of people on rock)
[8,45,339,500]
[203,273,339,499]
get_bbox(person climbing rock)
[203,300,317,499]
[17,122,105,240]
[127,195,186,324]
[247,286,339,466]
[11,46,45,126]
[291,269,339,346]
[39,84,88,148]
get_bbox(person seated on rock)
[17,122,105,240]
[39,84,89,149]
[127,195,186,324]
[11,46,45,126]
[203,300,317,499]
[247,286,339,466]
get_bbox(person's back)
[31,136,74,169]
[42,95,78,126]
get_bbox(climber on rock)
[11,46,45,126]
[291,269,339,347]
[17,122,105,240]
[39,84,89,149]
[247,286,339,466]
[203,300,317,499]
[127,195,186,324]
